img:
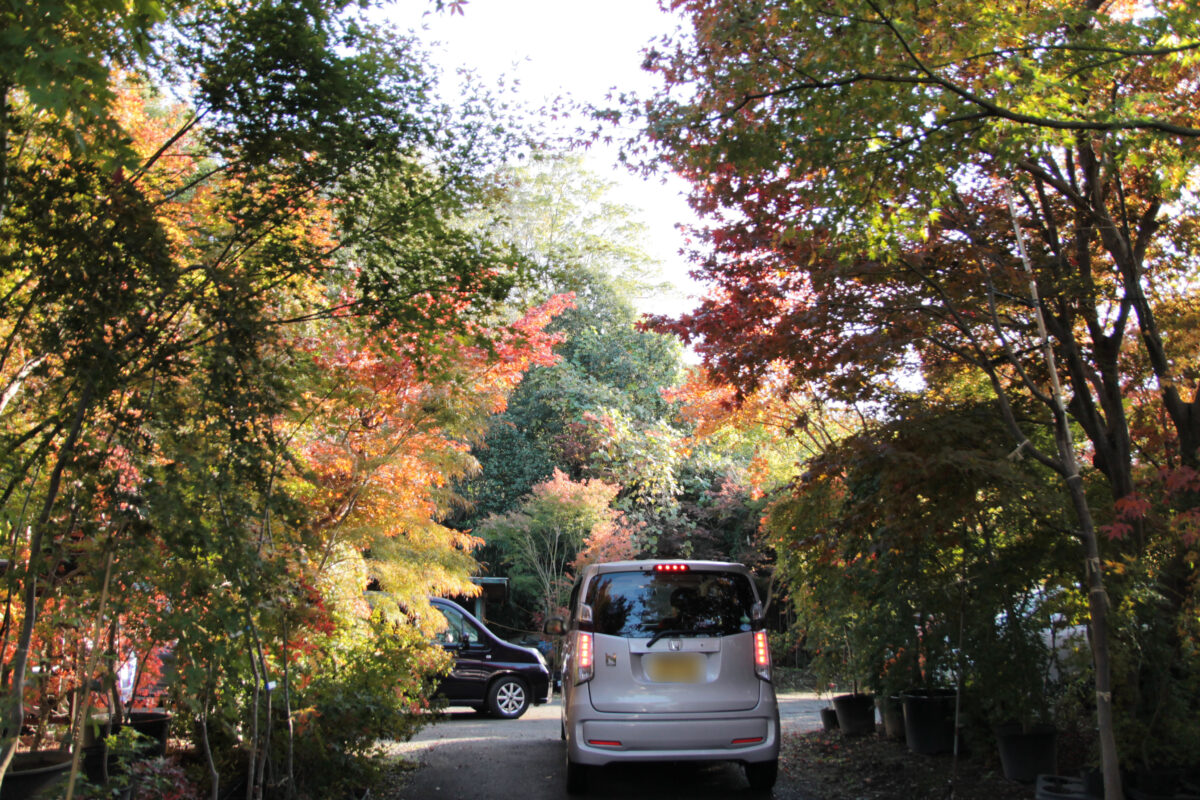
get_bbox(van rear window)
[585,570,756,638]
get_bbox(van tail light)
[753,630,771,681]
[576,631,594,684]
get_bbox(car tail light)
[654,563,689,573]
[576,631,594,684]
[754,630,771,681]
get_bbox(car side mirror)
[543,617,566,636]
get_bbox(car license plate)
[644,653,704,683]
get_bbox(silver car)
[545,560,780,794]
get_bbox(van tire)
[565,759,588,794]
[744,759,778,790]
[487,675,530,719]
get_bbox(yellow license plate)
[644,653,704,683]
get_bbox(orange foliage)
[297,294,574,595]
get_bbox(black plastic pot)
[820,706,839,731]
[1035,775,1090,799]
[128,709,172,756]
[1126,768,1200,800]
[994,723,1058,783]
[833,693,876,736]
[877,695,905,741]
[83,741,123,785]
[901,688,958,755]
[0,751,73,800]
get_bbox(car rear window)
[585,569,756,638]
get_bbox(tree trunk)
[200,687,221,800]
[65,549,115,800]
[282,616,296,800]
[1008,189,1123,800]
[0,382,93,787]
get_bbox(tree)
[480,153,667,308]
[295,294,572,612]
[634,2,1200,793]
[456,155,686,527]
[0,1,532,792]
[0,0,167,222]
[767,394,1081,710]
[478,469,636,620]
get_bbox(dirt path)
[383,693,826,799]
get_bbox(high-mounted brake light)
[754,630,771,681]
[654,563,690,573]
[576,631,594,684]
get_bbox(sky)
[386,0,704,318]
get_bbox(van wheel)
[565,758,588,795]
[487,676,530,719]
[744,759,778,790]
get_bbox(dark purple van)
[431,597,552,719]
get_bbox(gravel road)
[384,692,826,799]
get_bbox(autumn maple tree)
[296,294,574,612]
[0,0,552,794]
[479,469,638,621]
[633,1,1200,794]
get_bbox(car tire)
[744,759,778,791]
[565,758,588,795]
[487,675,530,719]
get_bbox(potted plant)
[829,629,876,736]
[967,590,1066,783]
[1,750,74,800]
[818,678,840,732]
[897,608,962,756]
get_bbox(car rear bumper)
[565,688,779,766]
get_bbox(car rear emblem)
[668,639,682,651]
[605,653,617,667]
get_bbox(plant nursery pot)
[0,750,73,800]
[83,741,124,785]
[128,709,172,756]
[1125,767,1198,800]
[1035,774,1090,799]
[833,693,876,736]
[994,723,1058,783]
[1080,768,1104,798]
[819,706,840,731]
[901,688,958,755]
[877,695,905,741]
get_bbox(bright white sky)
[386,0,704,318]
